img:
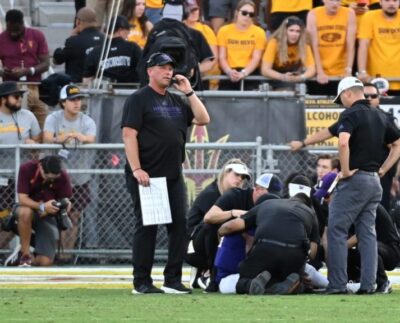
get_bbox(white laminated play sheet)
[139,177,172,226]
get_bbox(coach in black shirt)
[53,7,104,82]
[326,77,400,294]
[121,52,209,294]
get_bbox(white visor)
[289,183,311,198]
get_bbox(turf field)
[1,267,399,322]
[1,289,399,322]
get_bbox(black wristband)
[301,140,307,148]
[185,90,195,97]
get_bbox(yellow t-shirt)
[191,22,220,89]
[271,0,312,13]
[191,22,217,46]
[342,0,379,5]
[145,0,163,9]
[313,6,351,76]
[262,38,314,73]
[127,18,147,49]
[217,24,266,68]
[358,10,400,89]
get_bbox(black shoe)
[321,288,348,295]
[265,273,300,295]
[376,280,392,294]
[132,284,164,294]
[197,274,210,290]
[356,288,375,295]
[161,282,192,294]
[249,271,271,295]
[204,279,219,293]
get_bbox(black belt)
[257,238,302,249]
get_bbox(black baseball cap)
[146,52,176,68]
[0,81,25,97]
[108,15,131,34]
[59,84,86,100]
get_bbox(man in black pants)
[218,175,320,295]
[121,52,209,294]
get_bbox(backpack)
[139,18,201,88]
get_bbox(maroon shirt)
[0,27,49,82]
[17,160,72,202]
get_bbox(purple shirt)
[17,160,72,202]
[0,27,49,82]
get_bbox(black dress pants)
[128,175,187,288]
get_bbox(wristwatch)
[39,202,45,214]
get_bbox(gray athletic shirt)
[44,110,97,185]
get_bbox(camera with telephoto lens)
[51,198,72,231]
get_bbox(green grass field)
[1,289,399,322]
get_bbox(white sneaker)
[346,282,361,294]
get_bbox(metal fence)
[0,143,336,264]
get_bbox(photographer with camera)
[12,155,72,266]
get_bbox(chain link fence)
[0,143,337,264]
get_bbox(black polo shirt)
[187,180,220,234]
[329,100,400,171]
[215,187,254,211]
[242,198,320,245]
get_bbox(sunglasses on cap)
[364,94,379,99]
[189,7,199,13]
[239,10,255,18]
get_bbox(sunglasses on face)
[364,94,379,99]
[239,10,255,18]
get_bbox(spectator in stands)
[183,0,220,89]
[217,0,266,90]
[86,0,110,29]
[265,0,313,32]
[0,9,50,129]
[307,0,356,95]
[186,159,251,288]
[83,15,142,84]
[0,81,41,261]
[53,7,105,83]
[145,0,164,24]
[13,155,72,266]
[261,16,315,90]
[43,84,96,263]
[357,0,400,94]
[122,0,153,49]
[209,0,241,34]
